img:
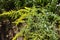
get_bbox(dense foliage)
[0,0,58,11]
[0,0,60,40]
[12,7,60,40]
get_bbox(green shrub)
[0,6,60,40]
[11,7,60,40]
[0,0,60,40]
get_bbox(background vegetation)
[0,0,60,40]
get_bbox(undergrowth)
[0,0,60,40]
[0,7,60,40]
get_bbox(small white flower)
[57,3,60,6]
